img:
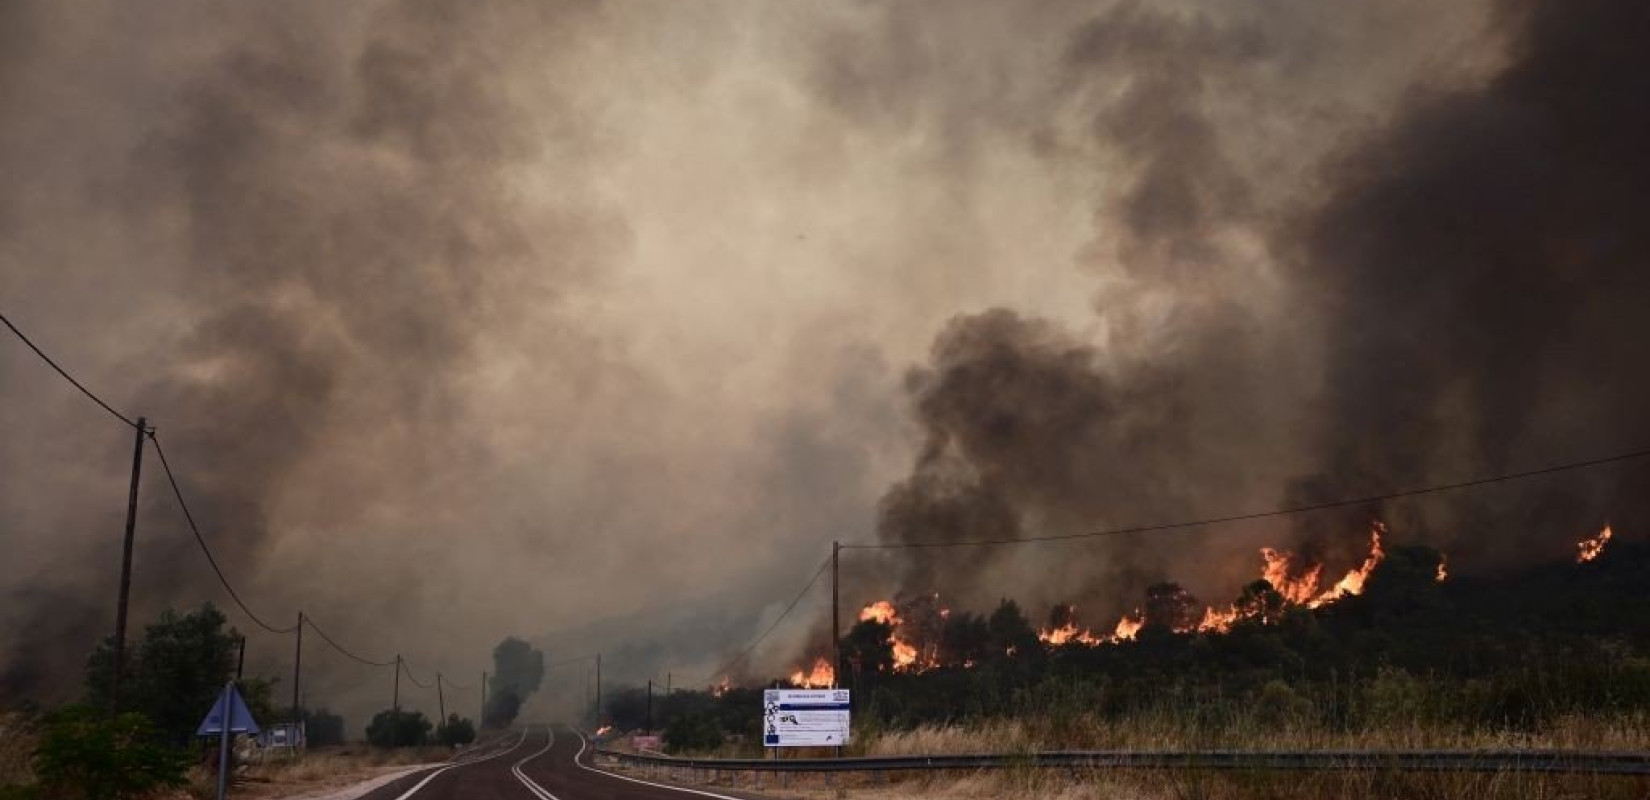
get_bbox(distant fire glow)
[1576,525,1613,564]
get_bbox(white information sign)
[763,688,850,747]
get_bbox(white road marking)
[570,729,747,800]
[388,727,530,800]
[511,725,561,800]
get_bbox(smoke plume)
[3,0,1644,713]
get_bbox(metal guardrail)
[593,747,1650,775]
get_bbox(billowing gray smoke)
[3,0,1644,708]
[1,0,610,704]
[871,0,1650,615]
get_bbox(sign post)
[762,689,849,749]
[196,682,260,800]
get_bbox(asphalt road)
[356,724,748,800]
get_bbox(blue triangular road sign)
[196,684,260,736]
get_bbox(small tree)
[32,708,189,800]
[83,605,240,743]
[986,599,1041,658]
[435,714,476,747]
[841,620,895,676]
[364,710,431,748]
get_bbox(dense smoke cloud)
[869,0,1649,620]
[6,0,1640,713]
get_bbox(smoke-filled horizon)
[3,0,1646,724]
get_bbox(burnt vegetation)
[649,538,1649,751]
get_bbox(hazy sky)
[6,0,1645,726]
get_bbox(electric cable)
[843,447,1650,550]
[304,614,396,668]
[148,431,297,634]
[5,312,486,686]
[700,554,831,685]
[1,312,139,429]
[400,658,435,689]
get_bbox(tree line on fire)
[602,540,1650,753]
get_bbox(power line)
[400,659,434,690]
[1,312,139,429]
[5,310,481,689]
[439,673,470,692]
[148,431,297,635]
[700,555,832,685]
[304,614,396,668]
[843,447,1650,550]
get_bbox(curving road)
[356,725,746,800]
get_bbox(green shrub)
[435,714,476,747]
[32,708,188,800]
[663,712,723,753]
[364,710,431,748]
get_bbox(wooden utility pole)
[831,540,841,688]
[595,653,602,725]
[436,673,446,724]
[666,672,671,695]
[236,636,246,681]
[391,655,401,748]
[290,612,304,725]
[481,671,487,726]
[110,416,148,713]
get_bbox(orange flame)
[1576,525,1612,564]
[1038,623,1101,646]
[859,600,900,625]
[1305,524,1386,607]
[1435,555,1449,582]
[595,725,613,736]
[1197,605,1240,633]
[859,599,932,672]
[789,656,835,688]
[709,677,730,698]
[1261,547,1324,605]
[1111,614,1143,641]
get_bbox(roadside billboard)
[763,688,849,747]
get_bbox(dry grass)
[171,745,454,800]
[0,712,39,788]
[607,708,1650,800]
[863,709,1650,756]
[614,759,1650,800]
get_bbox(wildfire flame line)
[1037,524,1389,641]
[788,523,1615,681]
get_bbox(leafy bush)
[364,710,431,748]
[663,712,723,753]
[32,708,188,800]
[435,714,476,747]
